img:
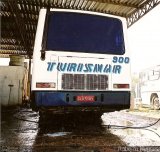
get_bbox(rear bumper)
[31,91,130,112]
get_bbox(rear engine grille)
[62,74,74,89]
[74,74,85,90]
[86,74,97,90]
[98,75,109,90]
[62,74,108,90]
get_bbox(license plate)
[76,95,95,102]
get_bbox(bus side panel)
[141,92,151,105]
[140,65,160,106]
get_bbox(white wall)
[0,66,27,106]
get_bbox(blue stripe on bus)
[34,91,130,107]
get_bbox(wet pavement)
[1,107,160,152]
[102,111,160,147]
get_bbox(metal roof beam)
[0,44,25,50]
[90,0,139,8]
[127,0,160,27]
[6,0,32,57]
[0,50,27,55]
[16,0,139,9]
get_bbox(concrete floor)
[1,107,160,152]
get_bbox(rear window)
[46,11,125,55]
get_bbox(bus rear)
[31,8,131,113]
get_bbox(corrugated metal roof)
[0,0,160,58]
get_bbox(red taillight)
[113,84,130,89]
[36,82,56,88]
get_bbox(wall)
[0,66,28,106]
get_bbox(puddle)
[102,113,134,127]
[14,110,39,123]
[112,128,160,146]
[102,112,160,146]
[45,132,71,137]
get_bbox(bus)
[139,65,160,110]
[31,8,131,116]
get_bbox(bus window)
[46,12,125,55]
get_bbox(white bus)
[139,65,160,110]
[31,8,131,115]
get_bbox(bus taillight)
[113,84,130,89]
[36,82,56,88]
